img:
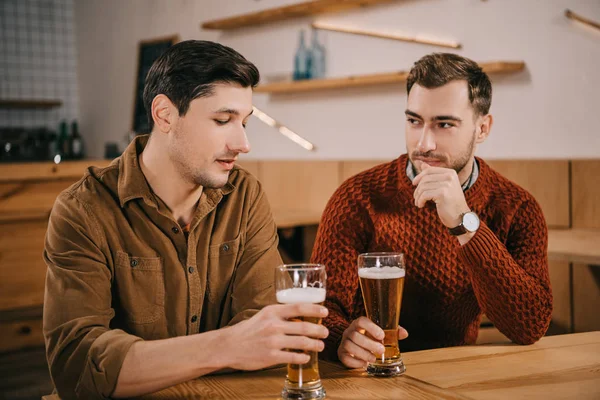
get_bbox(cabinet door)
[0,220,48,311]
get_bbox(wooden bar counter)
[130,332,600,400]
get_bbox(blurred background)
[0,1,599,399]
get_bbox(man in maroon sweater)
[311,53,552,368]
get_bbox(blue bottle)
[293,30,311,80]
[310,28,326,79]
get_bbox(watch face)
[463,212,480,232]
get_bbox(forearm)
[113,328,229,398]
[460,223,552,343]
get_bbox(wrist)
[196,327,232,372]
[457,230,476,246]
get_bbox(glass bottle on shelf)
[310,28,326,79]
[293,30,312,80]
[70,120,84,159]
[57,120,70,160]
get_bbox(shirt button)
[130,259,138,267]
[172,227,180,234]
[222,244,230,252]
[188,266,194,274]
[191,315,198,323]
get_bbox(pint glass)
[275,264,327,399]
[358,252,406,376]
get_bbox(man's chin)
[194,171,230,189]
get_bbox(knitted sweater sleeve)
[459,198,553,344]
[310,184,372,361]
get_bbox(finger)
[398,326,409,340]
[413,181,442,204]
[341,339,377,363]
[412,163,450,185]
[280,335,325,353]
[339,353,367,369]
[284,321,329,339]
[276,350,311,365]
[277,303,328,319]
[347,330,386,355]
[353,317,385,340]
[415,188,440,208]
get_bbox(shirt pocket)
[208,236,241,260]
[207,236,241,301]
[114,251,165,324]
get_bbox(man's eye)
[439,122,454,128]
[407,118,420,125]
[215,120,229,125]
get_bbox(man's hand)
[338,316,409,369]
[222,304,329,371]
[412,162,471,229]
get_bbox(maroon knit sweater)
[311,155,552,359]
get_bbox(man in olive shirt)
[43,40,328,399]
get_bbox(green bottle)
[57,120,70,159]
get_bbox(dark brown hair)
[406,53,492,116]
[143,40,260,131]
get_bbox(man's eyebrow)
[213,108,254,118]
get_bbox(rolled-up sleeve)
[44,191,141,400]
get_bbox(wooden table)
[136,332,600,400]
[548,228,600,265]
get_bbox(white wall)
[75,0,600,160]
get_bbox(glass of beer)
[275,264,327,400]
[358,252,406,377]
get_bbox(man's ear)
[476,114,493,144]
[151,94,177,134]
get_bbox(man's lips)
[216,159,236,169]
[414,157,444,165]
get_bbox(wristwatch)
[449,211,480,236]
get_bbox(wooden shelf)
[0,99,62,109]
[201,0,397,30]
[255,61,526,94]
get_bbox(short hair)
[143,40,260,131]
[406,53,492,116]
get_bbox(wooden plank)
[404,332,600,400]
[137,333,599,400]
[0,159,110,183]
[235,161,260,180]
[201,0,397,30]
[0,317,44,352]
[260,161,339,223]
[272,209,322,229]
[548,228,600,265]
[486,160,569,228]
[573,264,600,333]
[572,160,600,229]
[140,360,469,399]
[0,99,62,109]
[0,180,76,222]
[255,62,525,94]
[475,327,510,345]
[548,261,572,333]
[0,220,48,311]
[340,160,386,182]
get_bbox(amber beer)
[276,286,326,398]
[358,253,406,377]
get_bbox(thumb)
[421,162,430,170]
[398,325,409,340]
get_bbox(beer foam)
[276,287,326,304]
[358,266,405,279]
